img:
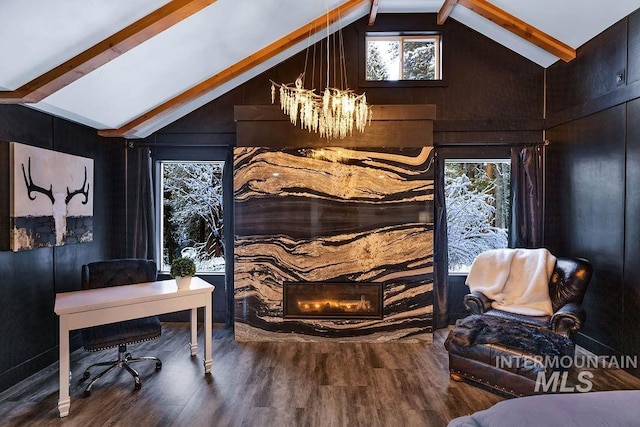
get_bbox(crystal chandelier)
[270,2,372,139]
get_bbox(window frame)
[153,146,231,276]
[359,31,446,88]
[441,146,512,276]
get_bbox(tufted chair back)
[548,257,593,313]
[82,258,157,290]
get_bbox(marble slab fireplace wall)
[233,146,435,342]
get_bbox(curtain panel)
[130,146,156,260]
[433,149,449,328]
[510,144,544,248]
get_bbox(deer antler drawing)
[65,166,89,204]
[19,155,92,248]
[21,157,55,204]
[22,157,90,205]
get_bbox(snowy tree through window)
[445,161,510,273]
[160,161,225,273]
[365,34,440,81]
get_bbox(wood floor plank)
[0,323,639,426]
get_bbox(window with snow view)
[445,160,511,273]
[365,34,441,81]
[159,161,225,274]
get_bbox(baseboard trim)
[0,347,58,395]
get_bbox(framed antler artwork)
[0,142,94,252]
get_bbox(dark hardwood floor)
[1,323,639,427]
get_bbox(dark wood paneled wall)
[0,105,120,392]
[624,97,640,372]
[545,106,626,351]
[234,104,435,147]
[545,10,640,374]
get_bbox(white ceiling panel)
[490,0,640,48]
[0,0,171,90]
[32,0,358,130]
[377,0,442,14]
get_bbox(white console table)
[54,277,214,418]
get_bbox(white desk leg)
[189,308,198,356]
[203,295,212,373]
[58,315,71,417]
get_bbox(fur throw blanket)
[446,315,574,358]
[466,248,556,316]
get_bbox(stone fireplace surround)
[233,105,436,343]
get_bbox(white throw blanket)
[465,248,557,316]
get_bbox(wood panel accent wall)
[234,104,435,148]
[545,9,640,376]
[545,106,626,351]
[546,20,627,117]
[623,97,640,374]
[0,105,117,392]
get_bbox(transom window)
[159,161,225,274]
[365,34,441,81]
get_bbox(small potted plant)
[170,256,196,289]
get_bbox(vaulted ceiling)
[1,0,639,139]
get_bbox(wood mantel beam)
[368,0,380,26]
[437,0,459,25]
[99,0,370,138]
[457,0,576,62]
[0,0,217,104]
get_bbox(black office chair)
[80,259,162,396]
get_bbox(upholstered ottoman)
[444,315,575,397]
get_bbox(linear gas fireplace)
[283,282,383,320]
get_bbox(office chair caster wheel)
[155,361,162,371]
[83,371,90,380]
[134,377,142,390]
[84,389,91,397]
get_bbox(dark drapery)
[510,144,544,248]
[223,148,234,327]
[433,148,449,328]
[433,144,544,327]
[130,146,156,260]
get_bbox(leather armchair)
[463,257,593,337]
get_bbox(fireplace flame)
[297,295,372,313]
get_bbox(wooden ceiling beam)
[437,0,459,25]
[457,0,576,62]
[368,0,380,26]
[0,0,217,104]
[99,0,370,138]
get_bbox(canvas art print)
[10,143,93,251]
